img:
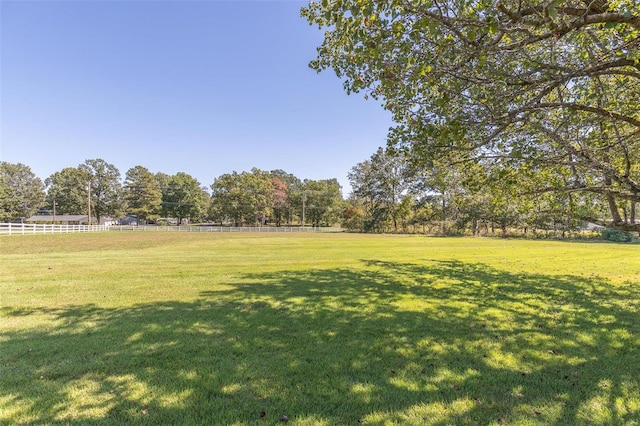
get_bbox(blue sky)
[0,0,393,195]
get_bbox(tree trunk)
[441,197,446,234]
[605,176,623,224]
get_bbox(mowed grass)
[1,232,639,425]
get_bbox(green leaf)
[418,64,432,76]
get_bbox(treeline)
[345,148,627,237]
[0,160,342,227]
[0,153,627,235]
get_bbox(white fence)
[110,225,342,233]
[0,223,108,236]
[0,223,342,236]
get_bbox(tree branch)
[507,102,640,129]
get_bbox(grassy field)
[1,232,639,425]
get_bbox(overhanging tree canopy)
[302,0,640,230]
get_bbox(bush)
[601,228,634,243]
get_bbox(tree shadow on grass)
[1,260,639,424]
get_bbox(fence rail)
[0,223,108,236]
[110,225,342,233]
[0,223,342,236]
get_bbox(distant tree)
[452,190,491,236]
[155,172,171,219]
[269,169,301,189]
[348,148,410,232]
[210,168,273,226]
[270,169,302,224]
[241,168,274,225]
[209,172,243,225]
[0,175,10,221]
[342,199,366,231]
[45,167,87,216]
[396,194,415,232]
[78,159,124,224]
[124,166,162,223]
[0,174,9,206]
[0,162,45,222]
[163,172,207,224]
[271,176,289,226]
[155,172,171,194]
[410,200,437,234]
[303,178,343,227]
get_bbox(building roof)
[26,215,93,222]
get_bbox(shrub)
[601,228,634,243]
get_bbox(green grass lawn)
[1,232,639,425]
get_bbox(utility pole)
[52,198,57,224]
[87,181,92,225]
[302,191,306,228]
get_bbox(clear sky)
[0,0,393,195]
